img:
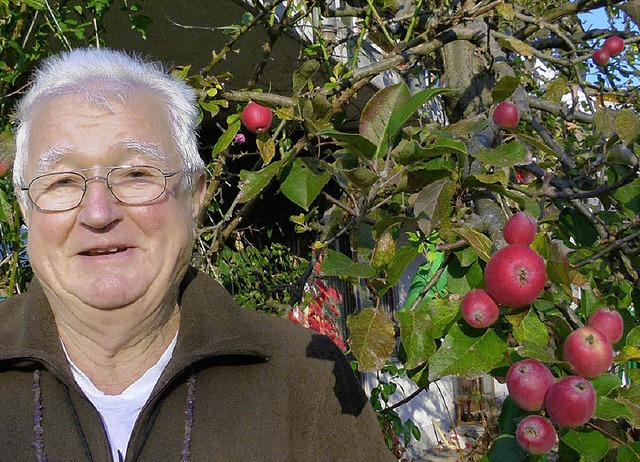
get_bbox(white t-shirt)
[64,335,177,461]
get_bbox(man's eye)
[123,168,155,178]
[47,175,83,189]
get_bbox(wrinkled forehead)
[25,88,177,176]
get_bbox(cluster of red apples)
[461,211,546,329]
[460,212,624,455]
[507,305,622,455]
[592,36,625,67]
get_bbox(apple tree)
[1,0,640,459]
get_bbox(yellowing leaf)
[347,309,396,371]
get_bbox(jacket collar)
[0,268,271,386]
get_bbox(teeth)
[95,248,119,254]
[84,247,124,256]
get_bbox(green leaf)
[594,395,633,421]
[615,108,640,144]
[497,396,528,434]
[428,323,507,381]
[427,297,461,339]
[360,83,410,157]
[395,138,467,166]
[24,0,46,9]
[237,160,283,203]
[0,190,10,223]
[617,442,640,462]
[511,309,549,348]
[397,307,436,369]
[293,60,320,96]
[320,249,377,279]
[388,88,449,141]
[544,77,569,104]
[560,428,609,462]
[347,309,396,371]
[626,326,640,346]
[486,435,527,462]
[413,179,455,235]
[212,119,241,157]
[341,167,378,188]
[370,230,396,270]
[383,245,420,295]
[452,228,492,263]
[618,383,640,426]
[591,374,623,396]
[472,141,530,167]
[321,131,376,160]
[279,158,330,211]
[256,133,276,164]
[514,340,558,363]
[492,76,519,103]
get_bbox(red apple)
[241,102,273,134]
[492,101,520,129]
[0,160,10,177]
[588,307,624,344]
[592,49,610,67]
[516,415,557,455]
[603,36,625,57]
[506,359,555,411]
[563,326,613,378]
[461,289,499,328]
[503,211,537,246]
[545,376,596,427]
[484,245,546,308]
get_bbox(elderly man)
[0,48,394,461]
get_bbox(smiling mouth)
[80,247,129,256]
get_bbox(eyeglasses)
[21,166,183,212]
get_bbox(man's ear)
[15,189,30,227]
[191,172,207,221]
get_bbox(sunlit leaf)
[397,306,436,369]
[279,157,330,210]
[428,323,507,381]
[452,228,492,262]
[237,160,283,203]
[560,428,609,462]
[347,309,396,371]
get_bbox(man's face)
[21,91,204,310]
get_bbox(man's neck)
[53,301,181,395]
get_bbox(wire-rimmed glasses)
[21,165,183,212]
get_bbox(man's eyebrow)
[34,139,169,176]
[35,143,74,176]
[116,138,168,168]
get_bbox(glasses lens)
[109,166,166,204]
[29,172,85,211]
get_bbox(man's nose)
[76,179,124,228]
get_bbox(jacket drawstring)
[32,370,198,462]
[32,370,48,462]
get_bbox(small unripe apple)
[492,101,520,129]
[592,49,610,67]
[241,102,273,134]
[506,359,555,411]
[563,326,613,378]
[588,307,624,344]
[603,36,625,57]
[545,376,596,427]
[484,245,546,308]
[503,211,537,246]
[516,415,557,455]
[461,289,499,328]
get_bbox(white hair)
[13,48,205,202]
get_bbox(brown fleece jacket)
[0,268,395,462]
